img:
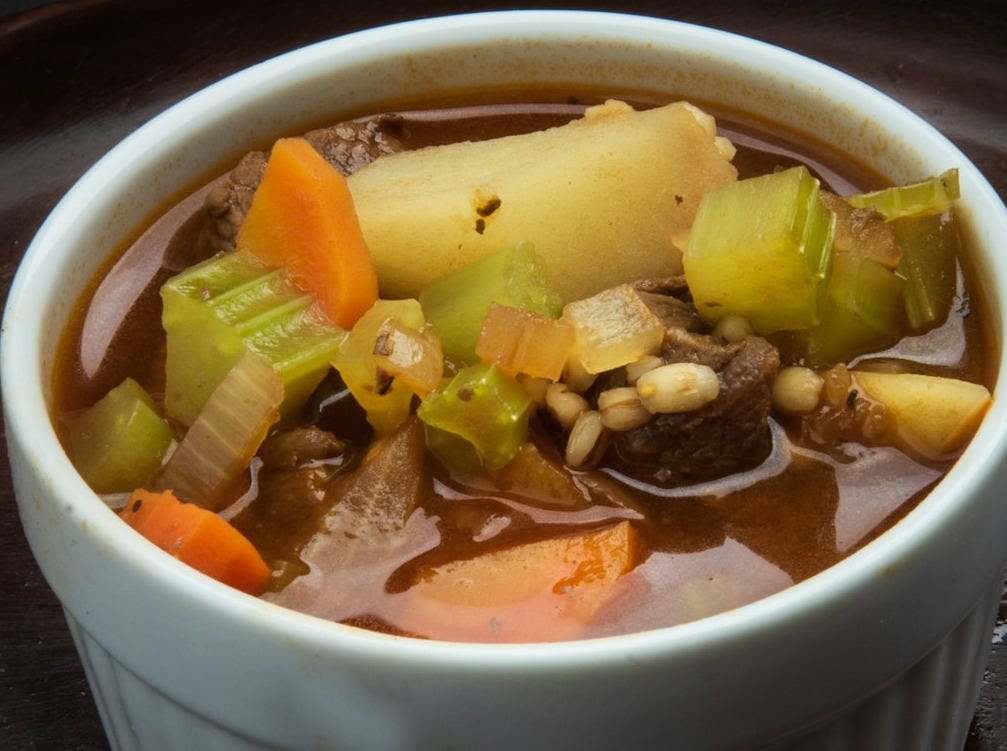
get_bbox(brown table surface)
[1,1,1005,748]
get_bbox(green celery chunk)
[792,251,906,366]
[332,298,429,435]
[892,209,961,330]
[418,241,562,365]
[161,251,346,425]
[417,362,533,471]
[64,378,173,494]
[848,169,959,220]
[683,165,835,334]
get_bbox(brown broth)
[51,97,995,642]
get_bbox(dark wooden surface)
[1,1,1005,749]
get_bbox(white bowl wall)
[4,11,1007,751]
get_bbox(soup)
[53,94,994,643]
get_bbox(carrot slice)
[236,137,378,328]
[400,521,637,642]
[120,488,271,595]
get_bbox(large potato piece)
[347,100,737,303]
[853,370,992,458]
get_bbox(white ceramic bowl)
[4,11,1007,751]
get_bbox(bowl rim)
[4,9,1007,667]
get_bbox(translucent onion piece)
[562,284,664,375]
[155,352,283,510]
[332,298,428,434]
[475,302,574,381]
[372,318,444,399]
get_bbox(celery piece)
[161,251,346,425]
[683,165,835,334]
[332,299,432,435]
[64,378,173,495]
[562,284,665,374]
[418,241,563,365]
[422,426,485,474]
[155,351,283,510]
[417,362,533,471]
[848,169,959,220]
[891,209,961,330]
[793,252,906,366]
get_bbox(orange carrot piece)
[236,137,378,329]
[120,488,271,595]
[400,521,637,642]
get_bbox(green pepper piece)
[417,362,533,471]
[419,242,562,365]
[64,378,174,494]
[683,165,835,334]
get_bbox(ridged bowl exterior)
[61,576,1002,751]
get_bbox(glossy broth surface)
[52,96,994,641]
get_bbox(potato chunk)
[853,370,992,458]
[347,100,737,303]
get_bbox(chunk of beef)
[203,114,408,254]
[608,328,780,487]
[258,425,347,470]
[302,116,408,175]
[632,276,703,333]
[203,150,265,252]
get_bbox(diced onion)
[155,352,283,510]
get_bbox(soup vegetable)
[56,97,993,643]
